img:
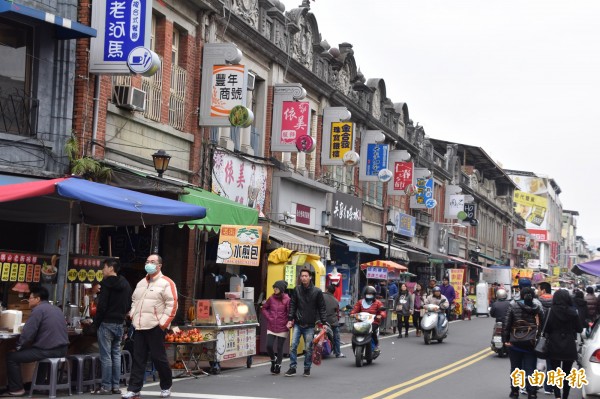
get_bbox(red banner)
[281,101,310,144]
[393,161,413,191]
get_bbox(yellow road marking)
[363,348,494,399]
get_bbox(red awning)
[360,260,408,271]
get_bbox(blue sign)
[365,144,389,176]
[394,212,416,237]
[103,0,146,62]
[414,178,434,207]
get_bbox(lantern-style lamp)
[152,150,171,178]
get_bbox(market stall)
[187,298,259,374]
[359,260,408,333]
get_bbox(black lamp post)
[152,149,171,178]
[385,220,395,260]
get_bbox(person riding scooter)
[424,286,449,332]
[489,288,510,356]
[490,288,510,322]
[350,286,386,350]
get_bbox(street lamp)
[152,149,171,178]
[385,220,395,260]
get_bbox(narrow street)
[75,317,583,399]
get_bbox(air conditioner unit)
[247,72,256,91]
[113,85,146,112]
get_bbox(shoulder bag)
[510,319,538,345]
[534,309,551,359]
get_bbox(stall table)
[167,339,216,378]
[192,299,259,374]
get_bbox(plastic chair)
[120,350,132,385]
[67,354,95,394]
[29,357,71,398]
[88,352,102,390]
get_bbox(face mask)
[145,263,157,274]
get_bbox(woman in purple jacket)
[262,280,290,375]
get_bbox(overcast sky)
[280,0,600,251]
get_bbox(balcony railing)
[142,70,162,122]
[0,91,39,136]
[169,64,187,130]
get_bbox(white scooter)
[351,312,380,367]
[421,303,449,345]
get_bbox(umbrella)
[0,177,206,225]
[572,259,600,278]
[360,260,408,271]
[0,176,207,305]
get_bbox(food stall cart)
[187,298,258,374]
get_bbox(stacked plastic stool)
[67,354,95,394]
[88,353,102,391]
[29,357,71,398]
[120,350,132,386]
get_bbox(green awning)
[179,188,258,232]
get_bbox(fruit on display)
[165,328,204,343]
[171,360,185,369]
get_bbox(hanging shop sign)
[281,101,311,145]
[217,225,263,266]
[387,150,413,196]
[329,122,354,162]
[199,43,246,126]
[0,252,57,284]
[527,229,548,242]
[89,0,151,74]
[126,46,160,76]
[320,107,352,166]
[410,171,434,209]
[330,191,362,233]
[359,130,387,182]
[229,105,254,128]
[271,84,309,152]
[212,150,267,214]
[67,255,112,283]
[296,135,315,153]
[448,238,460,256]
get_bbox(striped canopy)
[360,260,408,271]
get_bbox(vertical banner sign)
[464,203,476,221]
[211,65,246,117]
[359,130,387,182]
[281,101,311,145]
[217,225,263,266]
[89,0,151,74]
[449,269,465,316]
[329,122,354,161]
[410,177,434,209]
[446,194,465,219]
[394,162,413,191]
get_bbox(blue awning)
[0,0,96,39]
[331,234,379,255]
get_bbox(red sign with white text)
[281,101,310,144]
[295,204,311,225]
[527,229,548,242]
[393,162,413,191]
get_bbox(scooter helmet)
[364,286,377,296]
[432,286,441,293]
[496,288,507,300]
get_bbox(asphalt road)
[73,316,584,399]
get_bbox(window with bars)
[362,181,383,206]
[169,63,186,130]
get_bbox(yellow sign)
[449,269,464,315]
[217,225,263,266]
[513,190,548,226]
[329,122,353,160]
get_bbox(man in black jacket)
[93,258,132,395]
[285,268,327,377]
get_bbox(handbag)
[534,309,551,359]
[510,319,538,345]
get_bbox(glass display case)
[194,299,258,327]
[190,299,259,373]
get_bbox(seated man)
[3,286,69,397]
